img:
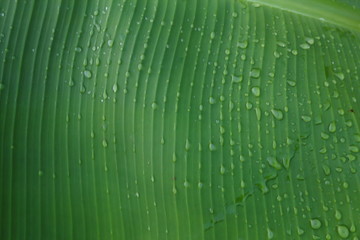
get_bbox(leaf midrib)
[247,0,360,33]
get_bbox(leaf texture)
[0,0,360,239]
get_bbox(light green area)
[0,0,360,239]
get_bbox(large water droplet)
[337,225,349,238]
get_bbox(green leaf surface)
[1,0,360,239]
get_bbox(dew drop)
[209,97,216,104]
[237,40,248,49]
[251,87,260,97]
[151,102,158,110]
[112,83,118,93]
[321,132,330,140]
[287,80,296,87]
[250,68,261,78]
[271,109,283,120]
[335,72,345,80]
[184,181,190,188]
[266,156,282,170]
[337,225,349,238]
[209,143,216,151]
[310,218,322,229]
[335,210,342,220]
[220,165,225,175]
[210,32,215,39]
[232,74,242,83]
[301,115,311,122]
[105,39,113,47]
[349,145,359,153]
[84,70,92,78]
[329,122,336,133]
[102,139,108,148]
[300,43,310,49]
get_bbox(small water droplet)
[321,132,330,140]
[287,80,296,87]
[271,109,283,120]
[84,70,92,78]
[112,83,118,93]
[184,181,190,188]
[38,170,43,177]
[337,225,349,238]
[209,97,216,104]
[266,156,282,170]
[322,165,331,176]
[151,102,158,110]
[237,40,248,49]
[220,165,225,175]
[349,145,359,153]
[305,37,314,45]
[335,210,342,220]
[300,43,310,49]
[250,68,260,78]
[107,39,114,47]
[232,74,242,83]
[301,115,311,122]
[210,32,215,39]
[251,87,260,97]
[329,122,336,133]
[310,219,322,229]
[102,139,108,148]
[267,228,274,239]
[209,143,216,151]
[335,72,345,80]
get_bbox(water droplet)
[209,97,216,104]
[84,70,92,78]
[349,145,359,153]
[305,37,314,45]
[237,40,248,49]
[310,219,322,229]
[321,132,330,140]
[291,49,298,55]
[210,32,215,39]
[232,11,238,18]
[335,210,342,220]
[287,80,296,87]
[297,227,305,235]
[102,139,108,148]
[232,74,242,83]
[251,87,260,97]
[267,228,274,239]
[107,39,114,47]
[209,143,216,151]
[300,43,310,49]
[271,109,283,120]
[112,83,118,93]
[266,156,282,170]
[68,79,74,87]
[151,102,158,110]
[301,115,311,122]
[337,225,349,238]
[322,165,331,176]
[220,165,225,175]
[246,102,253,110]
[75,46,82,52]
[329,122,336,133]
[335,72,345,80]
[184,181,190,188]
[38,170,43,177]
[250,68,260,78]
